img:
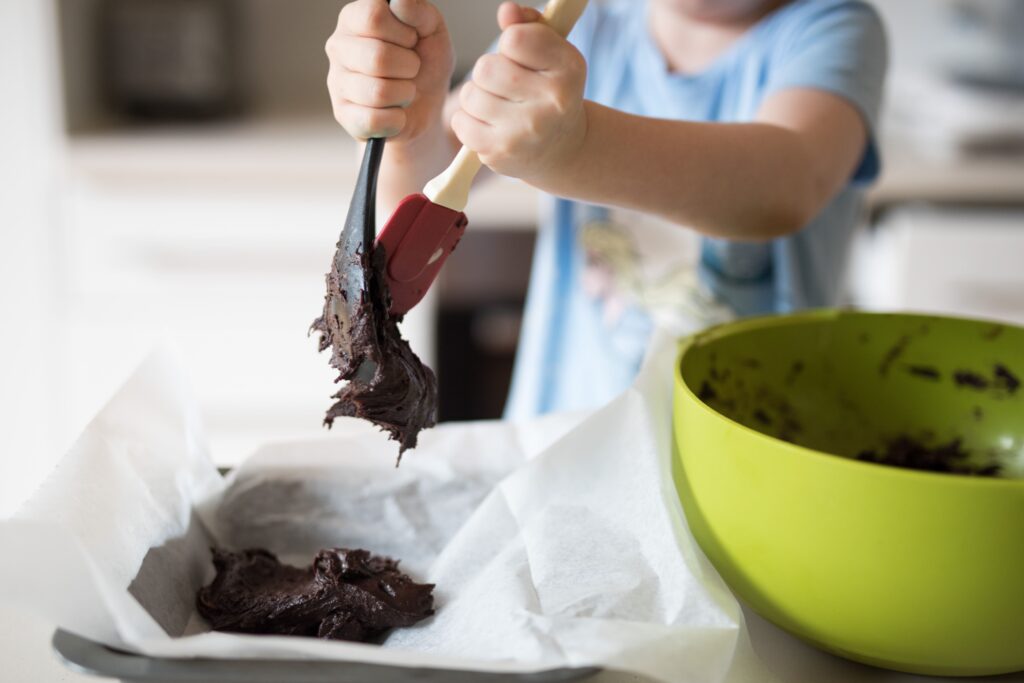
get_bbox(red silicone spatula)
[377,0,590,316]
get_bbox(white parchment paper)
[0,337,745,682]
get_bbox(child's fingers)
[451,108,496,156]
[471,53,542,103]
[459,81,514,125]
[498,23,568,72]
[338,0,418,48]
[333,101,407,140]
[497,2,543,31]
[335,36,422,79]
[337,72,417,109]
[390,0,446,38]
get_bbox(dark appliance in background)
[436,230,536,422]
[102,0,239,120]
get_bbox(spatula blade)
[377,193,469,316]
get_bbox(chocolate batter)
[954,370,989,390]
[994,363,1020,394]
[312,246,438,457]
[196,548,435,642]
[857,436,1000,477]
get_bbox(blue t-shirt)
[505,0,888,419]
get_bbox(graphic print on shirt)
[578,206,734,337]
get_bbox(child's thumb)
[390,0,444,37]
[497,2,543,30]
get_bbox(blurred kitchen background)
[2,0,1023,512]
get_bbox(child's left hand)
[452,2,588,184]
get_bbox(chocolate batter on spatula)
[196,548,435,642]
[312,245,438,458]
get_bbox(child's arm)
[546,93,866,240]
[454,5,869,241]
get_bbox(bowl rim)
[674,309,1024,489]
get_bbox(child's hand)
[453,2,588,183]
[326,0,454,142]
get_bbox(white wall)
[871,0,957,74]
[0,0,66,515]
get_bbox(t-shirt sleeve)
[764,1,889,184]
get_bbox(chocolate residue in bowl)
[784,360,805,387]
[197,548,435,642]
[696,361,803,444]
[954,370,989,390]
[856,436,1001,477]
[905,365,941,381]
[953,364,1020,396]
[982,324,1006,341]
[879,335,911,376]
[994,364,1020,394]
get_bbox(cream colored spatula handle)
[423,0,590,212]
[539,0,590,38]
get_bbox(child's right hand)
[326,0,454,142]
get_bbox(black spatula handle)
[356,137,385,256]
[356,0,392,255]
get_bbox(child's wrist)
[534,100,591,192]
[385,116,449,159]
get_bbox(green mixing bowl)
[672,310,1024,676]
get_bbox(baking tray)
[52,629,601,683]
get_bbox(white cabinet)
[852,206,1024,324]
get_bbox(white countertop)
[3,601,1021,682]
